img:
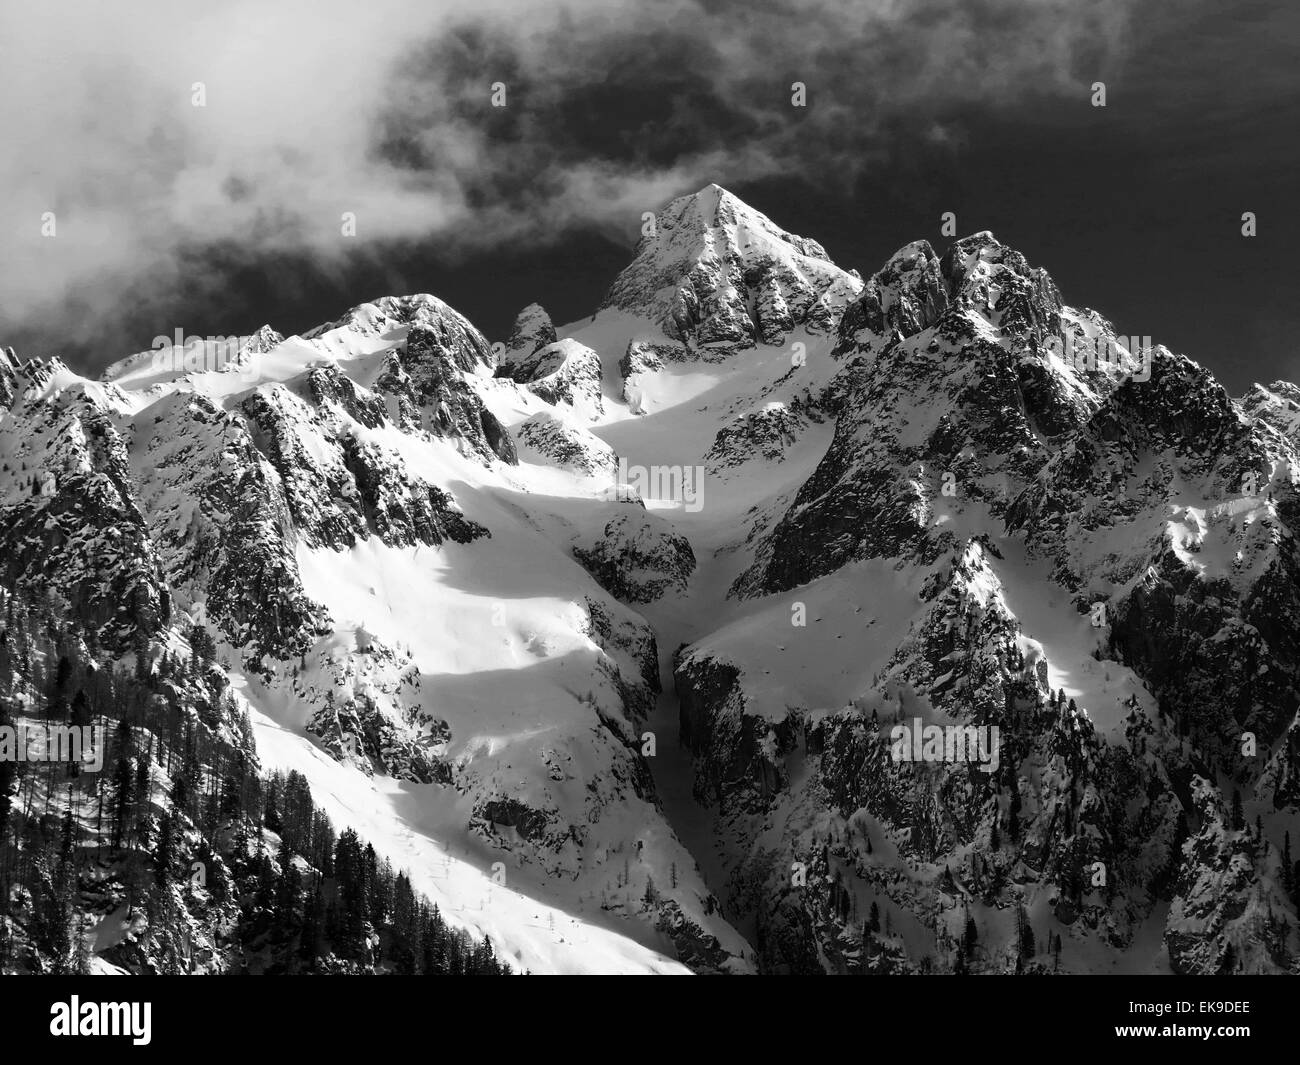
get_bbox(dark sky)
[4,0,1298,392]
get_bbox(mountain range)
[3,183,1299,974]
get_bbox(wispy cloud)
[0,0,1141,363]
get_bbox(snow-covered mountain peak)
[598,182,863,350]
[663,182,835,265]
[834,229,1067,364]
[304,293,494,370]
[244,323,285,353]
[1241,379,1300,448]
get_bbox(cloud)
[0,0,1142,363]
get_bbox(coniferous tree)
[1020,915,1035,959]
[0,709,16,849]
[69,689,90,729]
[111,757,133,849]
[134,754,150,815]
[263,778,281,834]
[299,885,325,968]
[1284,833,1294,898]
[275,843,302,939]
[153,811,176,882]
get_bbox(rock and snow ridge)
[601,183,863,352]
[3,183,1299,974]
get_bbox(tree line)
[0,584,511,975]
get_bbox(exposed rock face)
[243,324,285,353]
[1164,776,1291,975]
[843,240,950,338]
[515,411,618,477]
[306,363,388,428]
[306,294,495,372]
[0,369,171,646]
[676,538,1196,973]
[496,338,604,420]
[601,184,862,352]
[504,302,558,359]
[705,402,807,473]
[654,900,733,972]
[241,386,371,549]
[304,632,453,784]
[675,650,798,810]
[618,339,680,411]
[1,346,21,406]
[736,232,1085,598]
[374,324,518,464]
[1004,349,1300,768]
[573,510,697,603]
[124,390,327,663]
[1,300,495,671]
[1008,361,1300,775]
[583,595,661,720]
[339,435,488,548]
[304,292,517,463]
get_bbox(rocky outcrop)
[737,232,1083,598]
[0,346,18,407]
[705,403,805,472]
[306,294,496,373]
[496,338,604,420]
[374,324,517,464]
[618,339,682,411]
[601,184,862,352]
[1165,777,1292,974]
[674,650,798,809]
[504,303,557,359]
[0,381,171,646]
[653,900,733,972]
[1007,349,1300,768]
[514,412,618,477]
[304,633,453,784]
[573,511,696,603]
[305,363,388,429]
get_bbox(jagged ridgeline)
[3,182,1300,975]
[0,584,510,974]
[678,226,1300,976]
